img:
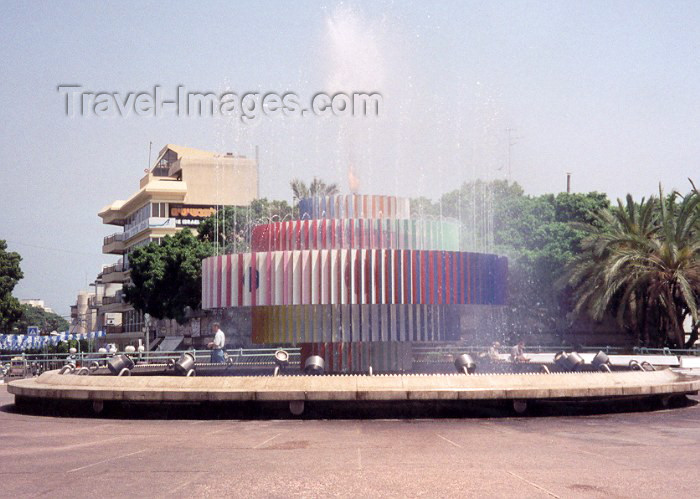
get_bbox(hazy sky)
[1,0,699,317]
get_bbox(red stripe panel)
[226,254,232,307]
[446,252,452,305]
[237,253,244,306]
[430,251,436,305]
[364,249,371,304]
[266,251,272,305]
[394,249,401,305]
[354,249,362,304]
[435,251,442,304]
[384,250,391,304]
[403,249,411,305]
[250,252,257,306]
[413,251,420,304]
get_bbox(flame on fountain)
[347,159,360,194]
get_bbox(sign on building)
[169,204,217,227]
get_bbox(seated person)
[487,341,501,361]
[510,341,529,363]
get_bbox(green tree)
[198,198,294,253]
[12,304,70,334]
[443,180,524,250]
[498,191,610,337]
[411,181,610,339]
[55,339,88,354]
[0,239,23,331]
[123,230,213,324]
[563,186,700,347]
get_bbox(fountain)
[201,193,507,373]
[8,194,700,416]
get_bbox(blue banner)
[0,331,105,351]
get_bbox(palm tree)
[562,184,700,347]
[290,179,309,202]
[290,177,339,203]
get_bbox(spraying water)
[319,4,507,253]
[210,4,514,258]
[323,4,387,194]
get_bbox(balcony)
[100,290,131,313]
[102,218,177,254]
[101,292,122,305]
[102,232,127,254]
[104,325,123,336]
[123,217,177,241]
[87,295,102,309]
[101,262,129,284]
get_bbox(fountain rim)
[8,369,700,403]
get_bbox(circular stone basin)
[9,369,699,405]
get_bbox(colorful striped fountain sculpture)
[201,194,508,372]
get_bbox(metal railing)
[102,262,125,275]
[87,296,102,308]
[1,347,303,379]
[5,345,700,381]
[411,343,700,357]
[632,346,700,356]
[123,217,176,241]
[101,290,125,306]
[5,345,700,366]
[103,232,127,246]
[132,347,302,366]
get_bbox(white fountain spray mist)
[322,4,388,195]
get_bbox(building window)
[152,149,177,177]
[151,202,167,218]
[124,204,150,232]
[123,309,144,333]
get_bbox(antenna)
[148,141,153,170]
[255,145,260,198]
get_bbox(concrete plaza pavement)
[2,385,700,498]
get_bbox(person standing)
[208,322,226,363]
